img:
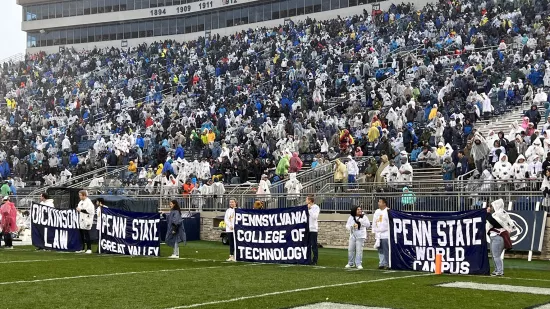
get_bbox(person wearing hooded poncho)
[276,154,290,177]
[345,206,371,270]
[166,200,186,259]
[471,134,490,173]
[486,199,515,276]
[364,157,378,183]
[512,155,530,190]
[401,187,416,208]
[375,155,389,185]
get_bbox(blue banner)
[234,205,310,264]
[99,207,161,256]
[389,209,490,275]
[31,203,83,251]
[493,210,548,252]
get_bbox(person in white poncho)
[486,199,515,276]
[345,206,371,270]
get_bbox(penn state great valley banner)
[99,207,161,256]
[31,203,83,251]
[389,209,490,275]
[234,205,310,264]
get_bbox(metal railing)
[16,190,545,214]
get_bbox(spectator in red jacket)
[289,152,303,173]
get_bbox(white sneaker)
[357,265,363,270]
[75,250,84,253]
[345,264,354,268]
[85,250,92,254]
[168,255,179,259]
[4,247,13,250]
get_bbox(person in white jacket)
[525,139,545,163]
[345,206,371,270]
[76,190,95,254]
[224,199,237,262]
[345,155,359,186]
[398,153,413,185]
[256,174,271,204]
[486,199,515,276]
[512,155,530,190]
[492,153,512,181]
[372,198,390,269]
[306,195,320,265]
[39,193,55,207]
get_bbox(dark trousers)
[227,232,234,256]
[80,229,92,251]
[309,232,318,264]
[3,232,12,247]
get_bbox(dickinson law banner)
[31,203,83,251]
[389,209,490,275]
[99,207,160,256]
[234,205,310,264]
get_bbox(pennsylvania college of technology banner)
[234,205,310,264]
[99,208,160,256]
[389,209,490,275]
[31,203,83,251]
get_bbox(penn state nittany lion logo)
[508,213,527,245]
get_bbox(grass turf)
[0,241,549,309]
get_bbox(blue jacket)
[70,154,79,166]
[175,146,185,159]
[136,137,145,149]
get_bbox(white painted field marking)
[166,273,433,309]
[292,302,390,309]
[0,265,246,286]
[438,282,550,296]
[533,304,550,309]
[0,258,95,264]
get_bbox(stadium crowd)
[0,0,550,200]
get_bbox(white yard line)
[165,273,433,309]
[0,265,245,286]
[533,304,550,309]
[438,282,550,295]
[0,258,95,264]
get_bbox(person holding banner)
[39,193,55,207]
[76,190,95,254]
[345,206,371,269]
[486,199,515,276]
[224,199,237,262]
[166,200,186,259]
[372,198,390,269]
[306,195,320,265]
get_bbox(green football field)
[1,241,550,309]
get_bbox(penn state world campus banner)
[31,203,83,251]
[234,205,310,264]
[99,207,161,256]
[389,209,490,275]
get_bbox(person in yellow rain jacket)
[201,129,209,145]
[436,142,446,157]
[429,104,438,120]
[207,129,216,143]
[368,123,381,142]
[128,160,137,173]
[156,164,164,175]
[5,98,16,110]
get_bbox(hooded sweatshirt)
[493,153,512,181]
